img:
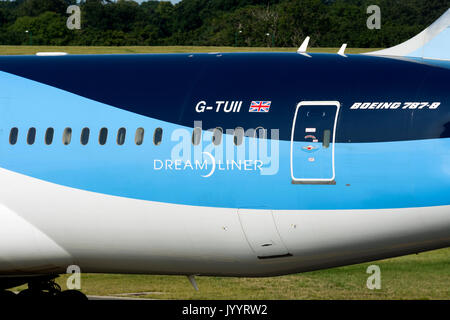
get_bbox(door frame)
[290,101,340,184]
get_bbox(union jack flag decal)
[249,101,271,112]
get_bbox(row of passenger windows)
[9,127,156,146]
[8,127,267,146]
[192,127,267,146]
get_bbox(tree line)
[0,0,447,47]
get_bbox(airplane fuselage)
[0,53,448,277]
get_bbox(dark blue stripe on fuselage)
[0,52,448,142]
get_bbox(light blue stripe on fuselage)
[0,71,449,210]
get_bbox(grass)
[13,248,450,299]
[0,45,379,55]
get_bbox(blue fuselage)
[0,52,449,211]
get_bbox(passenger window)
[323,129,331,148]
[153,127,163,145]
[63,127,72,145]
[45,128,54,145]
[212,127,223,145]
[81,127,90,145]
[234,127,244,146]
[27,127,36,145]
[192,127,202,145]
[9,127,18,145]
[117,128,126,145]
[99,127,108,145]
[135,127,144,145]
[255,126,266,139]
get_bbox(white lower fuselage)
[1,168,448,277]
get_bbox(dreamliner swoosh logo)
[201,152,216,178]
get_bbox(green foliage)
[0,0,448,47]
[8,11,72,45]
[17,0,72,17]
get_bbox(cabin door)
[290,101,340,184]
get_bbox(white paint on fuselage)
[0,167,448,277]
[0,202,72,274]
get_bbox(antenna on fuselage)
[337,43,347,57]
[297,36,311,57]
[36,52,68,56]
[187,275,199,291]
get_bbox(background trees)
[0,0,447,47]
